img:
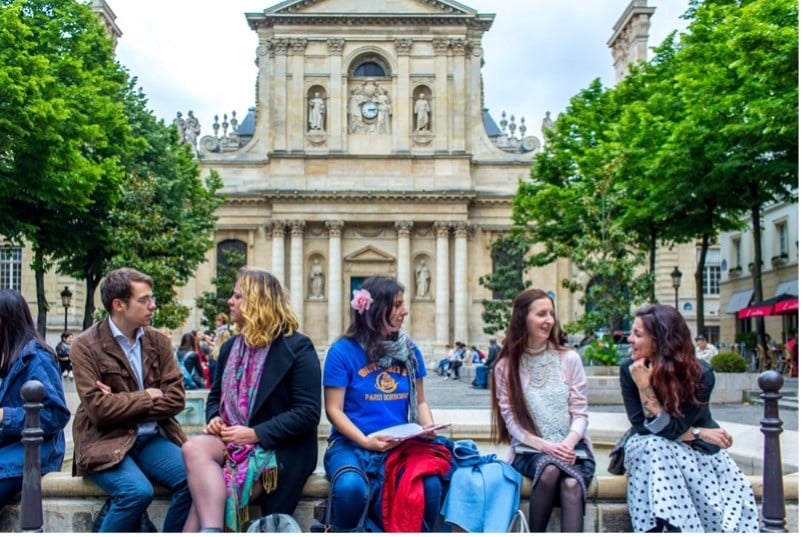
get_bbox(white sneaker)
[68,371,74,379]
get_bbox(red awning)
[738,304,773,318]
[772,296,798,314]
[738,293,798,318]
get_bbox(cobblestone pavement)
[423,371,799,432]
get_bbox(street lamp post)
[60,286,72,332]
[670,266,682,310]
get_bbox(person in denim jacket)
[0,289,70,509]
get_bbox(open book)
[368,423,451,441]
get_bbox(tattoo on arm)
[640,386,660,418]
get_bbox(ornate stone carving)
[290,38,308,55]
[415,260,431,298]
[449,38,466,56]
[256,41,271,57]
[395,38,413,55]
[395,221,412,237]
[326,220,344,237]
[469,40,482,57]
[348,81,392,135]
[432,38,450,56]
[289,220,306,236]
[272,38,290,56]
[327,38,345,54]
[454,221,470,238]
[199,111,241,154]
[435,221,451,238]
[270,221,287,238]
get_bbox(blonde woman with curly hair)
[181,268,321,532]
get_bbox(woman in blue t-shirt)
[323,277,446,532]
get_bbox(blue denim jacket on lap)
[0,341,70,479]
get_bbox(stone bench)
[0,471,797,532]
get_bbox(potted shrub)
[711,351,748,373]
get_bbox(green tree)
[513,80,652,336]
[57,81,225,329]
[0,0,130,333]
[479,235,530,335]
[195,247,246,329]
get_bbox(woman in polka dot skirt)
[620,304,759,532]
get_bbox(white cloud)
[110,0,689,137]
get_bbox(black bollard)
[758,370,786,533]
[20,380,45,533]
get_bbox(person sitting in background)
[208,313,232,383]
[322,277,450,532]
[0,289,70,509]
[694,334,719,362]
[621,304,758,532]
[177,332,205,390]
[448,342,465,380]
[437,344,453,377]
[491,289,595,532]
[181,268,321,532]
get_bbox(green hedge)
[711,351,748,373]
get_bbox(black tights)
[528,464,583,532]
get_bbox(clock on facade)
[361,100,379,120]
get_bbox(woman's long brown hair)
[635,304,702,416]
[491,289,567,444]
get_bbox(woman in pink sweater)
[491,289,595,532]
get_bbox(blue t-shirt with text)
[323,337,427,442]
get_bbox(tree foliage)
[0,0,131,332]
[195,247,246,329]
[479,235,530,335]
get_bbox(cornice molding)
[247,14,493,32]
[225,190,478,204]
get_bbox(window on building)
[700,248,721,295]
[0,246,22,292]
[776,221,789,257]
[216,240,247,298]
[731,237,742,270]
[354,62,386,77]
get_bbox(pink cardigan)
[494,347,593,462]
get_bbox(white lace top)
[522,347,570,442]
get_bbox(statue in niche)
[184,110,201,149]
[414,94,430,132]
[541,111,555,141]
[415,260,431,298]
[376,88,392,134]
[308,92,325,131]
[309,259,325,298]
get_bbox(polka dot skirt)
[624,434,759,532]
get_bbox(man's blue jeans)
[324,438,442,531]
[87,432,190,532]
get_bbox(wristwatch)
[691,426,701,440]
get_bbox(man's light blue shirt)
[109,318,158,436]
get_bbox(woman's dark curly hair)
[634,304,702,416]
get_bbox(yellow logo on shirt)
[375,372,398,393]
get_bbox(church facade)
[180,0,557,356]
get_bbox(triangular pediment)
[344,245,396,263]
[265,0,477,16]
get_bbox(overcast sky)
[110,0,691,139]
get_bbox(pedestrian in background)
[55,330,74,379]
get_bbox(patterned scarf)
[219,335,278,531]
[367,331,419,424]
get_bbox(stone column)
[453,221,469,344]
[289,38,308,152]
[289,220,305,329]
[465,39,484,153]
[327,220,344,344]
[396,221,412,331]
[435,222,451,346]
[450,39,467,152]
[253,35,273,154]
[271,39,289,152]
[270,221,286,288]
[394,39,413,152]
[433,39,449,152]
[327,39,345,152]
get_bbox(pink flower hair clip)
[350,289,373,314]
